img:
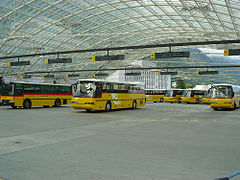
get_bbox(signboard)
[92,55,125,61]
[125,72,141,76]
[66,74,80,78]
[196,71,219,75]
[151,52,190,59]
[42,75,54,78]
[158,72,178,75]
[8,61,30,66]
[224,49,240,56]
[45,58,72,64]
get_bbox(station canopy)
[0,0,240,79]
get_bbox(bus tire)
[196,99,199,104]
[23,99,32,109]
[105,101,111,112]
[132,101,137,109]
[54,99,61,107]
[213,108,218,111]
[178,98,181,103]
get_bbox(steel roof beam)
[23,64,240,74]
[1,39,240,60]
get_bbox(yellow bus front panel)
[181,97,193,103]
[181,95,202,104]
[164,95,181,103]
[146,95,164,102]
[202,98,212,104]
[210,98,234,109]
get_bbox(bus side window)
[34,85,41,94]
[113,84,118,93]
[55,86,62,94]
[106,83,112,93]
[15,83,23,95]
[24,84,34,93]
[95,84,102,98]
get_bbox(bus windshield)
[182,90,191,97]
[72,81,97,98]
[2,83,13,96]
[212,86,233,98]
[165,90,173,97]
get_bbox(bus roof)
[211,84,240,88]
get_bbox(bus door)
[8,83,23,106]
[95,83,102,98]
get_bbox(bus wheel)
[213,108,218,111]
[23,99,31,109]
[178,99,181,103]
[196,99,199,104]
[105,101,111,112]
[54,99,61,107]
[132,101,137,109]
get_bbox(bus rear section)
[210,84,240,110]
[145,89,166,103]
[72,79,146,111]
[163,89,183,103]
[181,89,206,104]
[1,82,72,108]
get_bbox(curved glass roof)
[0,0,240,79]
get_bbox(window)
[45,85,55,94]
[23,84,35,93]
[15,83,23,95]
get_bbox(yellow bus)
[163,89,184,103]
[202,88,213,104]
[71,79,146,112]
[145,89,166,103]
[1,81,72,108]
[210,84,240,110]
[0,84,2,105]
[181,89,206,104]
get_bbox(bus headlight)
[85,102,94,104]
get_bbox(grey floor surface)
[0,103,239,180]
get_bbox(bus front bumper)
[202,98,212,104]
[163,97,177,103]
[71,101,95,110]
[181,97,195,103]
[210,99,233,109]
[1,96,15,104]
